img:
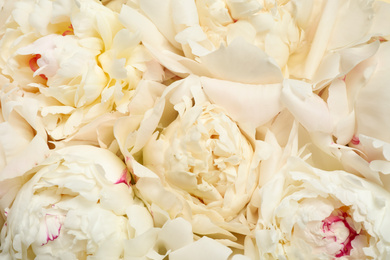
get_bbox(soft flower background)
[1,0,390,259]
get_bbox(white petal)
[200,38,283,84]
[201,77,282,129]
[169,236,232,260]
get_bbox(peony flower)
[142,100,257,220]
[291,41,390,190]
[130,0,390,86]
[0,0,163,143]
[0,83,49,175]
[331,41,390,191]
[0,82,50,229]
[114,75,292,249]
[247,157,390,259]
[0,145,153,259]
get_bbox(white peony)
[129,0,390,86]
[0,83,49,175]
[0,82,51,230]
[290,41,390,191]
[0,0,163,143]
[0,145,153,259]
[114,75,291,250]
[247,157,390,259]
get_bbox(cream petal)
[135,177,183,217]
[175,25,207,46]
[327,0,373,50]
[369,1,390,37]
[201,77,283,130]
[127,204,154,237]
[281,79,332,133]
[200,38,284,84]
[100,184,134,216]
[143,41,212,77]
[226,0,262,19]
[313,41,379,89]
[28,0,54,35]
[124,228,160,259]
[327,79,355,144]
[139,0,180,49]
[302,0,339,80]
[158,217,193,251]
[0,135,49,181]
[171,0,199,28]
[55,145,127,183]
[226,21,256,45]
[169,236,232,260]
[355,42,390,143]
[118,5,178,54]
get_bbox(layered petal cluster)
[0,145,152,259]
[248,157,390,260]
[0,0,162,142]
[114,75,290,249]
[1,0,390,259]
[132,0,390,85]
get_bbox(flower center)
[322,211,358,257]
[62,24,74,36]
[29,54,48,80]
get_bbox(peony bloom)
[0,0,163,143]
[292,40,390,191]
[247,157,390,259]
[115,75,293,250]
[142,100,258,221]
[0,85,50,230]
[0,145,153,259]
[130,0,390,85]
[0,82,49,174]
[325,41,390,189]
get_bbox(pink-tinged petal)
[351,135,360,145]
[321,210,358,258]
[40,214,63,246]
[115,169,131,186]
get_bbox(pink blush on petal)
[322,211,358,258]
[350,135,360,145]
[41,214,63,246]
[115,169,131,186]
